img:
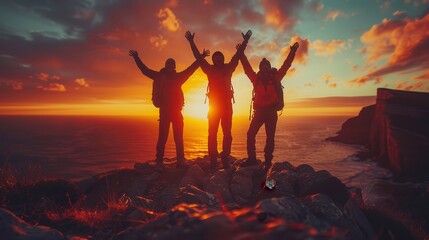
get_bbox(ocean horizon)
[0,115,390,189]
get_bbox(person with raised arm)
[239,40,299,169]
[129,47,209,169]
[185,30,252,170]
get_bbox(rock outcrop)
[328,88,429,179]
[1,157,380,240]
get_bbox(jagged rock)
[205,169,234,204]
[296,170,349,205]
[179,164,208,188]
[176,185,220,208]
[269,161,295,173]
[79,169,159,209]
[256,196,308,222]
[258,170,296,201]
[295,164,315,174]
[230,166,264,205]
[1,159,377,240]
[303,194,344,223]
[0,208,65,240]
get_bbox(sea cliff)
[327,88,429,179]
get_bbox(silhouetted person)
[240,42,299,169]
[129,49,208,169]
[185,30,252,170]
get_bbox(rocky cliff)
[1,157,380,240]
[328,88,429,179]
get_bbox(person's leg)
[208,105,221,169]
[245,110,264,166]
[220,104,233,168]
[264,110,278,168]
[156,108,170,167]
[172,109,186,167]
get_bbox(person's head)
[259,58,271,72]
[164,58,176,71]
[212,51,225,66]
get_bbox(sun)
[183,101,209,119]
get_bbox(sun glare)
[183,102,209,119]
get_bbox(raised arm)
[276,42,299,81]
[129,50,159,80]
[238,50,257,84]
[177,49,210,84]
[185,31,210,71]
[229,30,252,69]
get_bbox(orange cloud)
[261,0,302,31]
[37,72,50,81]
[283,36,310,64]
[312,39,346,56]
[150,35,168,49]
[38,83,66,92]
[412,71,429,80]
[157,8,180,32]
[75,78,89,88]
[350,13,429,85]
[396,80,426,90]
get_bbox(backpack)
[249,69,284,118]
[152,78,162,108]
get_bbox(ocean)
[0,115,392,192]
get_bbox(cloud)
[349,13,429,85]
[282,36,310,64]
[328,83,337,88]
[287,96,376,108]
[0,0,311,106]
[412,71,429,80]
[12,81,23,90]
[396,80,426,90]
[309,0,324,13]
[312,39,346,56]
[325,10,342,21]
[393,10,406,17]
[261,0,304,31]
[157,8,181,32]
[150,35,168,49]
[75,78,89,88]
[37,72,50,82]
[38,83,66,92]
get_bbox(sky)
[0,0,428,118]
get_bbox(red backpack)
[249,69,284,118]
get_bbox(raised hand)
[235,43,242,50]
[185,31,195,42]
[241,30,252,41]
[202,48,210,58]
[129,49,138,58]
[291,42,299,51]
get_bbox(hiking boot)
[177,158,189,169]
[241,157,257,167]
[155,159,164,171]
